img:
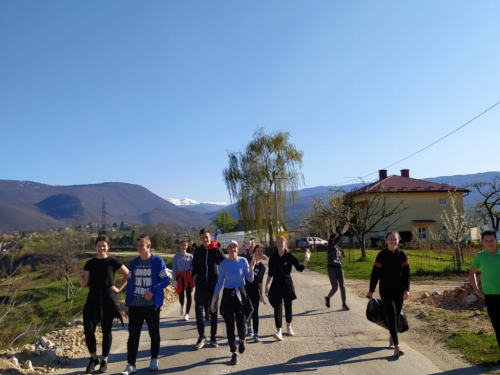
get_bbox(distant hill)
[0,180,211,232]
[205,171,500,224]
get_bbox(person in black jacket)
[367,231,410,358]
[325,223,350,310]
[191,228,226,350]
[265,236,310,341]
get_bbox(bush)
[399,231,413,243]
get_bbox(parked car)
[298,237,328,248]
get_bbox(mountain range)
[0,171,498,232]
[0,180,211,232]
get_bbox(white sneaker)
[287,326,295,336]
[180,306,185,316]
[121,363,137,375]
[273,331,283,341]
[184,314,189,321]
[148,358,158,372]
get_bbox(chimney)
[401,169,410,178]
[379,169,387,181]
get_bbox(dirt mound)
[416,282,485,311]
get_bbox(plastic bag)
[366,298,409,333]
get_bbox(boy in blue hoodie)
[121,236,170,375]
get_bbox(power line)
[335,100,500,186]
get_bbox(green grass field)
[293,247,472,279]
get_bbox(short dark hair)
[136,235,151,244]
[95,235,110,248]
[199,228,211,236]
[481,230,497,240]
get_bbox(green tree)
[223,129,304,247]
[211,210,239,234]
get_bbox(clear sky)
[1,1,499,203]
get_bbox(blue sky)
[1,1,499,203]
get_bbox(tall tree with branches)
[347,183,407,257]
[223,129,304,247]
[467,176,500,232]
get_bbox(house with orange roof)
[352,169,469,242]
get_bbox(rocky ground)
[0,285,178,375]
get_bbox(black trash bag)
[366,297,388,329]
[366,298,409,333]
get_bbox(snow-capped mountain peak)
[168,198,200,206]
[168,198,230,207]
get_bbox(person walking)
[172,240,193,321]
[121,235,171,375]
[325,223,350,311]
[265,236,311,340]
[213,240,256,365]
[71,235,129,374]
[469,230,500,364]
[191,228,226,349]
[245,244,267,342]
[367,231,410,358]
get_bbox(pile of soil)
[416,282,485,311]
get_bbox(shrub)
[399,231,413,243]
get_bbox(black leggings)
[83,313,113,357]
[179,287,192,314]
[273,298,293,329]
[380,290,404,346]
[485,294,500,349]
[221,289,246,353]
[247,289,261,334]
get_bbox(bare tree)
[467,176,500,232]
[297,190,346,241]
[43,229,82,302]
[347,183,407,257]
[440,191,470,271]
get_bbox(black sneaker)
[98,360,107,373]
[230,352,239,365]
[238,340,246,354]
[324,296,330,308]
[342,304,350,311]
[86,357,100,373]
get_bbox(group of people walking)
[72,226,500,372]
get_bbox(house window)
[439,199,447,206]
[418,227,427,241]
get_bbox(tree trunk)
[360,233,367,258]
[454,244,462,271]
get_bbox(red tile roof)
[352,175,470,195]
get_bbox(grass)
[293,248,471,279]
[443,331,500,365]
